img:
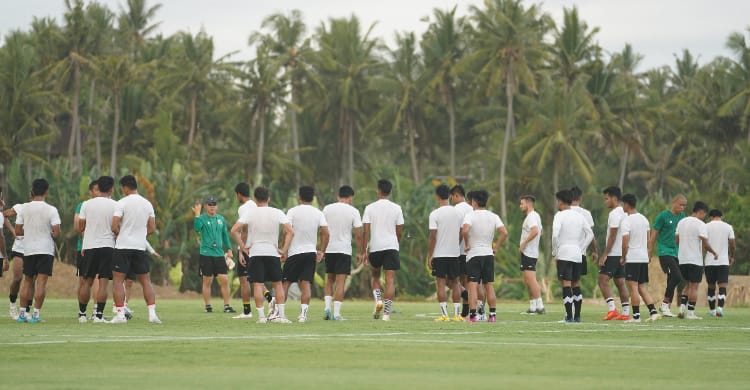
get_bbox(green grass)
[2,299,749,389]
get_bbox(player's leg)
[626,279,641,321]
[9,255,24,319]
[77,277,94,321]
[333,273,347,319]
[17,273,34,321]
[599,259,617,319]
[717,266,729,316]
[94,276,109,321]
[31,274,49,321]
[383,269,396,320]
[706,267,718,316]
[435,275,448,320]
[614,276,630,319]
[324,273,335,320]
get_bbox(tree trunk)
[348,118,354,186]
[109,88,121,176]
[89,79,101,176]
[499,70,514,220]
[291,86,301,187]
[338,110,347,186]
[68,62,81,172]
[618,145,629,190]
[447,94,456,178]
[187,90,197,148]
[255,104,266,185]
[408,115,420,183]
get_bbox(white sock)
[300,304,309,317]
[324,296,332,311]
[536,297,544,309]
[453,303,461,316]
[32,308,40,317]
[277,304,286,317]
[373,289,382,302]
[19,307,27,316]
[334,301,342,317]
[439,302,448,316]
[10,302,16,309]
[256,306,265,318]
[148,304,156,317]
[621,303,630,316]
[606,298,615,311]
[529,299,537,311]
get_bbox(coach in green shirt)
[648,194,687,317]
[193,196,235,313]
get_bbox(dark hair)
[97,176,115,193]
[465,191,475,203]
[338,185,355,198]
[254,186,270,202]
[693,201,709,213]
[119,175,138,190]
[556,189,573,205]
[520,194,536,203]
[622,193,637,208]
[708,209,723,218]
[472,190,489,208]
[435,184,450,200]
[378,179,392,195]
[569,186,582,200]
[450,185,465,197]
[299,186,315,203]
[603,186,622,200]
[234,182,250,197]
[31,178,49,197]
[89,180,98,191]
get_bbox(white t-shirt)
[237,200,258,247]
[454,202,474,256]
[362,199,404,252]
[323,202,362,255]
[114,194,155,250]
[429,205,462,258]
[520,210,542,258]
[552,209,593,263]
[704,220,735,266]
[676,216,708,266]
[620,212,650,263]
[463,209,504,260]
[11,203,25,254]
[287,204,328,257]
[606,206,627,256]
[239,206,289,257]
[79,197,117,249]
[16,200,61,256]
[570,205,594,252]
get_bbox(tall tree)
[719,26,750,142]
[118,0,162,58]
[551,6,601,89]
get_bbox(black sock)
[632,305,640,319]
[680,295,688,306]
[224,304,231,308]
[243,303,251,315]
[489,308,496,316]
[460,290,468,301]
[96,302,106,318]
[688,302,696,311]
[572,287,582,318]
[461,304,469,317]
[469,309,477,319]
[26,300,32,311]
[478,303,485,315]
[563,287,573,319]
[9,294,17,304]
[79,303,87,315]
[708,288,716,310]
[718,287,727,308]
[647,304,657,315]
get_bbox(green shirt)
[652,210,685,258]
[75,201,83,251]
[194,213,231,257]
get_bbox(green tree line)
[2,0,749,298]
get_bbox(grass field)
[2,299,749,389]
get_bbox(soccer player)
[77,176,117,323]
[704,209,734,317]
[598,186,631,320]
[648,194,687,317]
[569,186,598,298]
[282,186,329,323]
[192,195,235,314]
[619,194,660,323]
[462,190,508,323]
[110,175,161,324]
[519,195,545,315]
[322,185,364,321]
[3,200,32,320]
[15,179,61,323]
[451,185,477,320]
[0,190,7,279]
[552,189,594,323]
[74,179,98,320]
[428,185,462,322]
[231,186,294,324]
[233,182,258,319]
[675,201,717,320]
[363,179,404,321]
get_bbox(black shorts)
[557,260,581,282]
[520,254,538,272]
[76,251,85,276]
[325,253,352,275]
[704,265,729,284]
[199,255,228,277]
[126,270,136,281]
[11,251,24,260]
[431,257,461,279]
[369,250,400,271]
[112,249,150,276]
[238,252,250,277]
[625,263,649,284]
[658,256,679,273]
[579,255,588,275]
[679,264,704,283]
[283,252,317,283]
[466,255,494,283]
[248,256,282,283]
[459,255,467,276]
[599,256,625,279]
[22,254,53,277]
[81,247,114,279]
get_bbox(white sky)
[1,0,749,71]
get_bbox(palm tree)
[421,6,465,177]
[462,0,550,218]
[719,26,750,142]
[550,6,601,89]
[118,0,162,58]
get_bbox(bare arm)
[0,227,6,258]
[495,226,508,253]
[15,223,24,237]
[701,237,718,259]
[363,223,370,253]
[3,218,14,239]
[729,238,735,265]
[147,216,156,235]
[462,223,471,253]
[599,227,618,266]
[396,224,403,243]
[51,224,61,239]
[111,216,121,236]
[620,234,630,265]
[519,226,539,253]
[279,223,294,260]
[427,229,437,268]
[648,230,659,256]
[317,226,330,262]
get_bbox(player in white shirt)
[462,190,508,323]
[570,186,599,280]
[322,185,364,321]
[77,176,118,323]
[519,195,545,315]
[675,201,718,320]
[619,194,659,323]
[282,186,329,323]
[428,185,462,322]
[231,186,294,323]
[552,189,594,323]
[3,201,33,320]
[15,179,61,323]
[704,209,735,317]
[110,175,161,324]
[0,188,7,278]
[362,179,404,321]
[450,185,478,319]
[598,186,631,321]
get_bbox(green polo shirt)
[652,210,685,258]
[194,213,231,257]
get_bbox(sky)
[1,0,749,71]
